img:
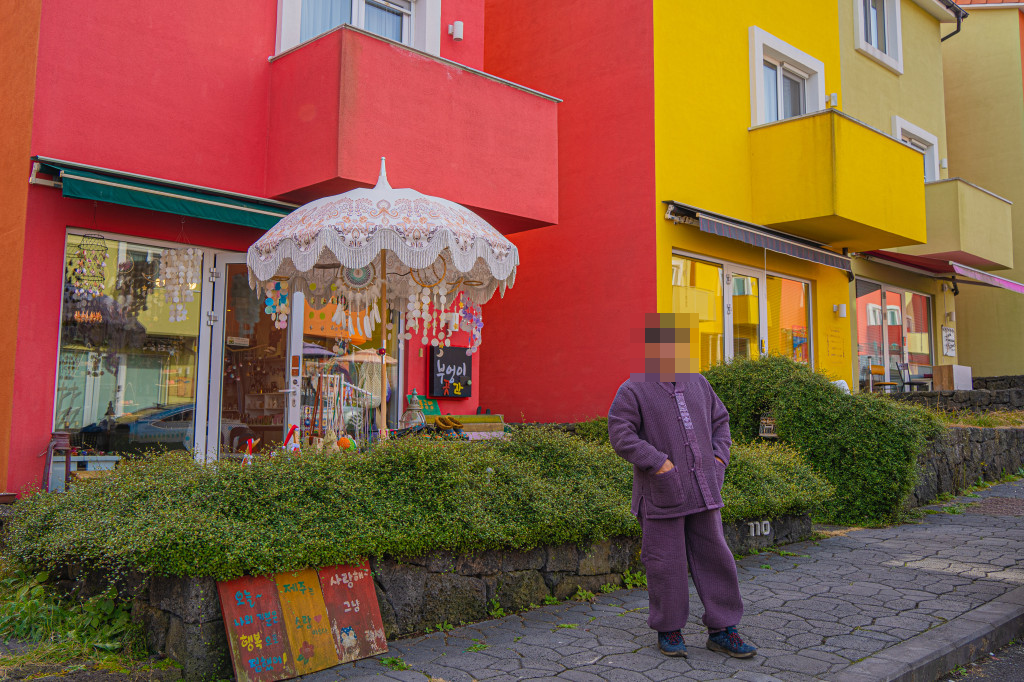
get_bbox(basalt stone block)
[552,573,620,601]
[491,570,550,611]
[418,573,486,632]
[545,544,579,572]
[500,547,546,572]
[164,614,232,681]
[609,537,640,574]
[150,576,221,624]
[456,550,503,576]
[577,540,612,576]
[374,580,399,639]
[132,600,170,654]
[373,559,428,631]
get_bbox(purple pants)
[638,507,744,632]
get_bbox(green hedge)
[705,355,943,525]
[5,426,829,580]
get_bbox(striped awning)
[950,262,1024,295]
[663,202,851,272]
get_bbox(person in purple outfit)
[607,312,756,659]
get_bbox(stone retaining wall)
[973,375,1024,391]
[57,516,812,680]
[890,389,1024,412]
[909,426,1024,507]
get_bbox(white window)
[892,116,940,182]
[278,0,441,55]
[749,27,826,127]
[853,0,903,74]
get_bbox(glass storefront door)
[855,279,934,391]
[205,255,299,458]
[727,270,764,361]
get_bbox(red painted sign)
[217,563,388,681]
[217,575,296,682]
[317,562,388,662]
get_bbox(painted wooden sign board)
[217,561,387,682]
[429,346,472,398]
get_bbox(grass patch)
[0,562,144,670]
[933,409,1024,428]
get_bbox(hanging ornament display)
[67,234,108,302]
[331,265,381,339]
[457,296,484,354]
[158,248,201,323]
[264,281,289,329]
[114,257,158,320]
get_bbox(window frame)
[749,26,826,127]
[277,0,441,56]
[892,116,940,182]
[672,249,816,369]
[854,277,935,387]
[853,0,904,75]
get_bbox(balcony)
[892,179,1013,271]
[266,26,559,233]
[749,110,926,252]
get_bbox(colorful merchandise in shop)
[247,158,519,434]
[66,233,108,303]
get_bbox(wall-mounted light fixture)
[833,303,847,318]
[448,21,464,41]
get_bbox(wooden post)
[378,252,388,439]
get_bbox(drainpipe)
[941,6,966,42]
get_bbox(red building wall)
[480,0,657,422]
[6,0,557,491]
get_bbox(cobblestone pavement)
[306,479,1024,682]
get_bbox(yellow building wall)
[653,2,853,384]
[839,0,951,179]
[943,8,1024,377]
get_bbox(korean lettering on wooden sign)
[429,346,472,398]
[217,561,387,682]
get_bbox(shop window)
[854,0,903,74]
[56,234,203,453]
[856,279,933,391]
[671,256,725,371]
[766,275,811,364]
[749,26,825,126]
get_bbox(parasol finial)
[374,157,392,191]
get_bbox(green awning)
[36,158,295,230]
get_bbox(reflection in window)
[300,0,352,42]
[56,234,203,454]
[856,280,883,391]
[298,0,410,44]
[904,292,932,366]
[731,275,760,361]
[767,276,810,364]
[671,257,724,371]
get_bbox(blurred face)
[630,312,700,381]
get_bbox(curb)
[829,585,1024,682]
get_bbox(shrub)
[572,417,610,444]
[6,422,832,580]
[6,426,638,580]
[705,355,943,524]
[720,441,833,522]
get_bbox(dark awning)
[864,251,1024,295]
[33,157,296,230]
[663,201,852,273]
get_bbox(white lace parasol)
[247,158,518,311]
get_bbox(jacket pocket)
[649,467,684,508]
[714,458,726,491]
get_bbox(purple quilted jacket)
[607,376,732,519]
